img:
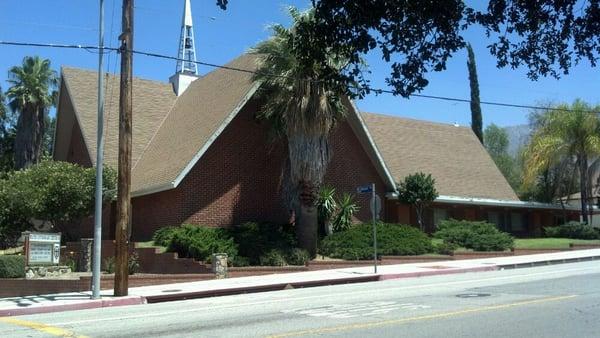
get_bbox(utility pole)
[114,0,133,297]
[92,0,105,300]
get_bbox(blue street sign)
[357,185,373,194]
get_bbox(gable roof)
[131,54,260,195]
[362,112,519,201]
[59,67,177,168]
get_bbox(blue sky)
[1,0,598,127]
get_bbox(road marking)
[53,265,598,326]
[267,295,578,337]
[0,317,88,338]
[282,301,430,319]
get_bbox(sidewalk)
[1,248,599,317]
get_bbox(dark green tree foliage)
[397,173,438,232]
[466,43,483,144]
[6,56,57,169]
[0,161,117,248]
[469,1,600,80]
[0,88,15,174]
[221,1,599,96]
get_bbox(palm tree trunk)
[579,155,589,224]
[14,105,44,169]
[296,181,318,257]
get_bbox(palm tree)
[6,56,57,169]
[251,8,349,255]
[524,100,600,224]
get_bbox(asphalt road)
[1,261,599,338]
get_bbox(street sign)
[357,183,378,273]
[357,185,373,194]
[370,195,382,220]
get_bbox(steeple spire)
[176,0,198,75]
[170,0,199,96]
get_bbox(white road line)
[52,264,600,326]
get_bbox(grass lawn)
[514,238,600,249]
[135,241,167,253]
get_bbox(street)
[1,260,599,337]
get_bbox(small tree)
[397,172,439,232]
[0,161,116,247]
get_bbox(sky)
[0,0,598,128]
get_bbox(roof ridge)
[61,66,171,87]
[362,111,470,129]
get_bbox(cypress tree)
[467,43,483,144]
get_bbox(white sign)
[25,232,61,265]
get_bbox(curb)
[498,255,600,269]
[145,275,380,303]
[0,296,146,317]
[378,265,498,281]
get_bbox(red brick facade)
[129,101,387,240]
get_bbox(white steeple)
[170,0,199,96]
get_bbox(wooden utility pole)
[114,0,134,297]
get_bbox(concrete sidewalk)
[1,248,599,317]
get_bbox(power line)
[1,40,597,115]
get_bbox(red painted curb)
[378,265,498,281]
[0,296,146,317]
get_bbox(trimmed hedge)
[156,222,311,266]
[167,224,238,262]
[0,255,25,278]
[434,219,514,252]
[152,226,178,247]
[544,222,600,240]
[319,223,433,260]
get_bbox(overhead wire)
[0,40,597,115]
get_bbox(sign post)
[357,184,379,274]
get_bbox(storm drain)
[455,293,491,298]
[161,289,183,293]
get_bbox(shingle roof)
[61,54,261,195]
[362,112,519,201]
[61,67,177,169]
[131,54,260,193]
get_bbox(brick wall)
[130,102,387,240]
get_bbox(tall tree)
[484,124,521,190]
[6,56,57,169]
[251,8,348,256]
[524,100,600,224]
[0,87,15,174]
[466,43,483,143]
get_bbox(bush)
[319,223,433,260]
[434,241,457,255]
[285,248,310,266]
[544,222,600,240]
[152,226,178,247]
[167,224,238,262]
[259,249,288,266]
[0,255,25,278]
[226,222,296,265]
[434,219,514,252]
